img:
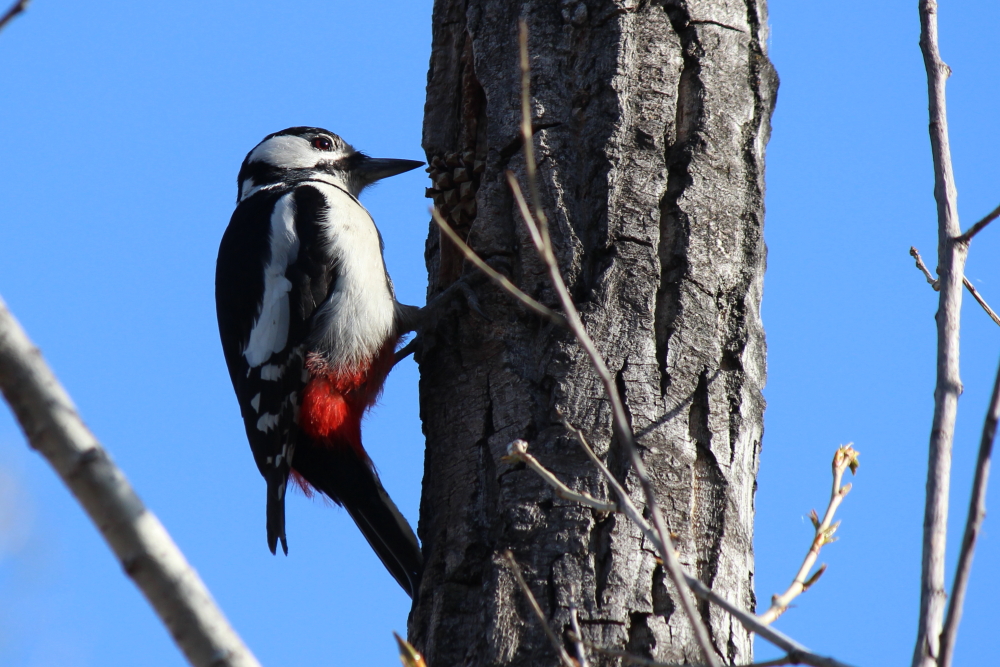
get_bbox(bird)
[215,126,425,597]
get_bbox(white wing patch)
[243,193,300,368]
[256,413,280,432]
[260,364,284,381]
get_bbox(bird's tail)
[265,468,289,555]
[292,445,423,597]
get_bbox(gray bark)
[412,2,776,665]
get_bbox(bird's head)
[237,127,423,202]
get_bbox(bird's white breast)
[308,182,396,371]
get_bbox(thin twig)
[562,422,857,667]
[913,3,967,666]
[956,202,1000,244]
[503,551,576,667]
[683,577,856,667]
[430,207,566,326]
[910,247,940,289]
[911,247,1000,327]
[758,445,859,625]
[505,439,618,512]
[961,277,1000,327]
[569,599,588,667]
[0,0,28,33]
[514,21,720,666]
[0,297,261,667]
[507,171,545,256]
[938,357,1000,667]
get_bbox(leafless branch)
[430,207,565,326]
[758,445,859,624]
[961,278,1000,327]
[562,423,856,667]
[913,3,968,666]
[911,247,1000,327]
[910,246,940,289]
[523,381,860,667]
[562,421,650,531]
[513,21,720,666]
[503,551,576,667]
[938,357,1000,667]
[683,576,856,667]
[569,599,588,667]
[0,297,260,667]
[504,439,617,512]
[956,202,1000,244]
[0,0,28,33]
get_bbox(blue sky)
[0,1,996,666]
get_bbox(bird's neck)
[239,167,357,203]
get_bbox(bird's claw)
[393,278,488,366]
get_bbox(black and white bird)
[215,126,424,596]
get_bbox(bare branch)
[956,202,1000,244]
[913,3,968,666]
[758,445,859,624]
[910,246,940,290]
[503,551,576,667]
[0,297,260,667]
[682,577,857,667]
[961,277,1000,327]
[504,439,618,512]
[506,172,546,253]
[910,247,1000,327]
[0,0,28,33]
[938,357,1000,667]
[514,21,719,666]
[569,599,588,667]
[561,422,857,667]
[430,207,566,326]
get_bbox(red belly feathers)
[298,340,398,462]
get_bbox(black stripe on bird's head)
[237,127,423,202]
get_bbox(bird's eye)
[312,136,333,151]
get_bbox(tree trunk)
[412,2,776,665]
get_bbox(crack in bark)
[690,19,747,33]
[654,1,705,397]
[690,370,729,588]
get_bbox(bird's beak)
[355,156,424,187]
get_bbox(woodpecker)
[215,127,424,596]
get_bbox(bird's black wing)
[215,184,337,554]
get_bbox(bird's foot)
[394,279,487,366]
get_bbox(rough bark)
[412,2,776,665]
